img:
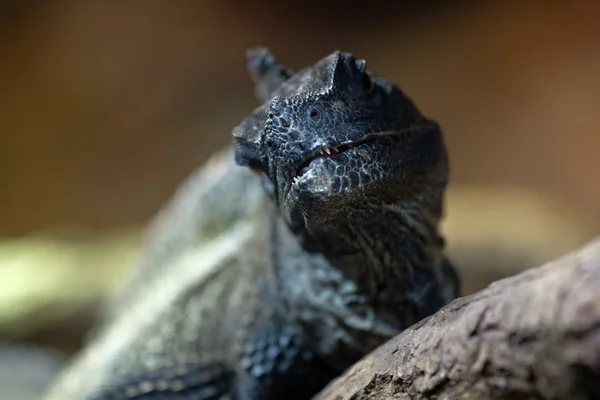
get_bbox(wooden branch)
[313,237,600,400]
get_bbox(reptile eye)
[361,73,375,95]
[308,108,321,121]
[265,139,275,149]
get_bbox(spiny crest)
[247,47,292,82]
[302,50,368,97]
[326,51,368,94]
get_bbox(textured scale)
[44,48,460,400]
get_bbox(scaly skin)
[43,48,460,400]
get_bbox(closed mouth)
[292,130,400,180]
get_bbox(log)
[313,237,600,400]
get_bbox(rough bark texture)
[313,237,600,400]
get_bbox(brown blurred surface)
[1,1,600,237]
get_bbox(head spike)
[247,47,293,102]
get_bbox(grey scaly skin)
[43,48,460,400]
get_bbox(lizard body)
[43,48,460,400]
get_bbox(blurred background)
[1,1,600,398]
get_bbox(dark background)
[1,1,599,398]
[2,1,600,235]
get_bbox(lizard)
[42,48,460,400]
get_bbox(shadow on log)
[314,237,600,400]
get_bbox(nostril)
[299,141,311,152]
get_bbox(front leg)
[93,361,236,400]
[94,324,339,400]
[234,321,339,400]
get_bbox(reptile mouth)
[293,130,400,180]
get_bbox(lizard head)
[233,48,449,236]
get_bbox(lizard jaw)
[292,130,401,181]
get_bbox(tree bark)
[313,237,600,400]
